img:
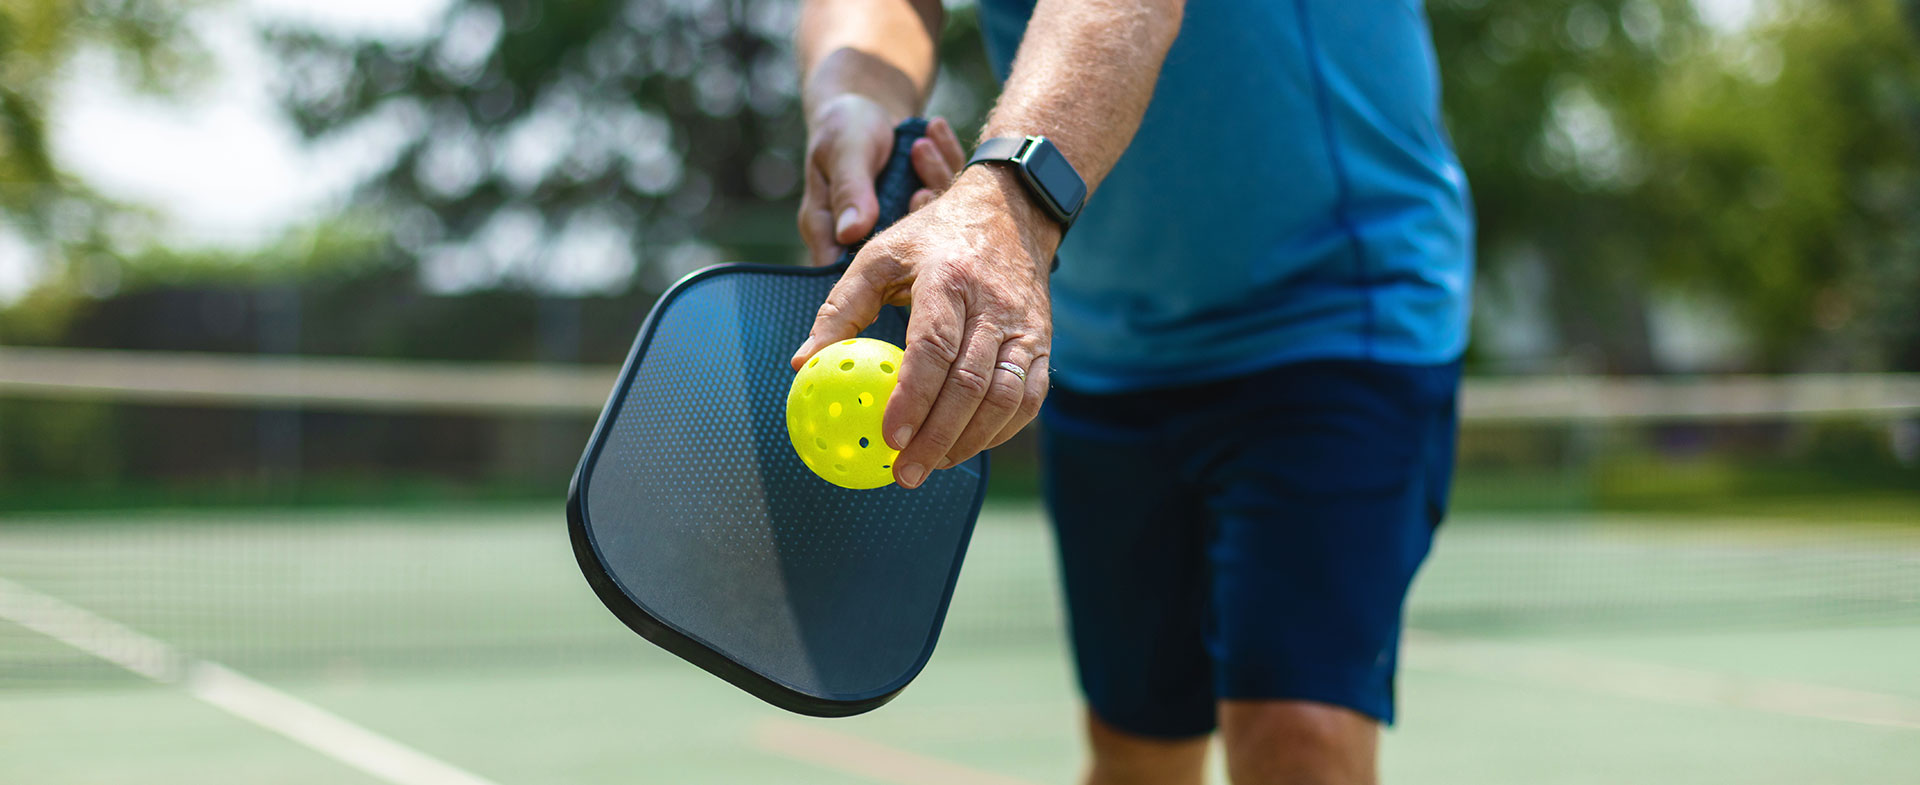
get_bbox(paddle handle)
[837,117,929,267]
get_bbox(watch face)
[1024,142,1087,217]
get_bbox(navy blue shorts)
[1039,359,1460,737]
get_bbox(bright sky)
[49,0,450,249]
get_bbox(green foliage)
[108,219,391,288]
[0,0,209,250]
[1451,417,1920,520]
[0,0,216,346]
[260,0,1920,370]
[268,0,813,289]
[0,399,122,484]
[266,0,1003,290]
[1432,0,1920,370]
[0,218,387,343]
[8,0,1917,374]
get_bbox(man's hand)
[793,0,1182,488]
[790,166,1059,488]
[797,96,968,267]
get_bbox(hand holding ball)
[786,338,905,489]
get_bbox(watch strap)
[965,136,1027,168]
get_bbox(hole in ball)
[857,392,874,407]
[833,464,848,473]
[828,402,842,417]
[859,437,869,448]
[839,360,855,371]
[880,362,895,374]
[803,384,814,397]
[808,357,819,368]
[814,437,827,451]
[841,339,858,345]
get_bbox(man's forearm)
[797,0,943,122]
[980,0,1184,197]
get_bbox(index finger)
[790,258,890,370]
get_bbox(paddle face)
[568,119,991,717]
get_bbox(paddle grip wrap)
[837,117,929,267]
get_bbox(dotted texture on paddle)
[583,267,987,702]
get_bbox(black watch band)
[964,135,1087,235]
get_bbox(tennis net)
[2,349,1917,685]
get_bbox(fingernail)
[898,463,926,488]
[891,426,913,450]
[835,207,858,237]
[791,338,816,365]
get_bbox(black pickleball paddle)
[568,118,990,717]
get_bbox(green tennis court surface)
[4,503,1917,784]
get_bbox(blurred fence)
[1,349,1917,685]
[2,345,1917,507]
[5,346,1919,421]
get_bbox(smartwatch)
[964,135,1087,236]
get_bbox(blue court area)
[3,503,1917,784]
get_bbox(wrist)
[948,165,1064,266]
[804,90,913,131]
[802,57,921,129]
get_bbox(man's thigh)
[1042,386,1216,738]
[1043,359,1459,733]
[1194,359,1459,723]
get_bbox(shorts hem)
[1084,701,1219,740]
[1217,679,1396,726]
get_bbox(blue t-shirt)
[977,0,1474,392]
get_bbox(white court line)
[1405,631,1920,730]
[0,576,503,785]
[755,719,1048,785]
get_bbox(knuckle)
[946,366,991,397]
[986,376,1024,409]
[912,329,963,366]
[1016,392,1044,421]
[916,420,963,453]
[928,271,971,302]
[815,298,850,325]
[856,249,899,279]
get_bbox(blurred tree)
[1432,0,1920,371]
[0,1,209,306]
[268,0,1918,370]
[268,0,995,296]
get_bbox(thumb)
[828,135,883,246]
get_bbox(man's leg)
[1083,711,1209,785]
[1040,383,1217,785]
[1219,700,1377,785]
[1191,360,1461,785]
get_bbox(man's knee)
[1219,700,1378,785]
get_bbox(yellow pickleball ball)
[786,337,905,489]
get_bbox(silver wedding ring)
[995,361,1028,382]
